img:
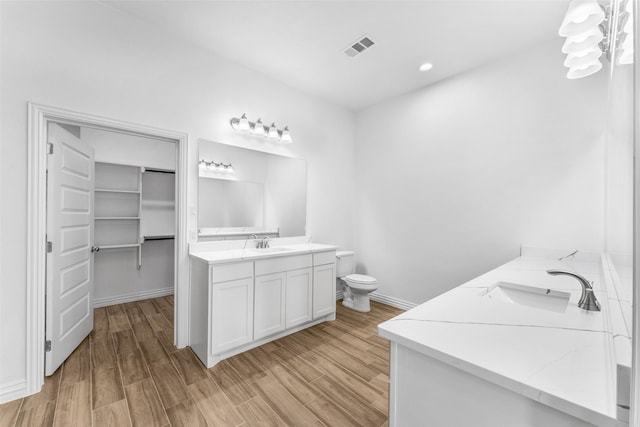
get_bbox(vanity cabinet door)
[285,268,313,328]
[254,273,286,340]
[211,277,254,354]
[313,263,336,319]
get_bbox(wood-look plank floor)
[0,297,402,427]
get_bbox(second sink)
[482,281,571,313]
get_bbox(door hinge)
[47,241,52,253]
[45,340,51,352]
[47,143,54,154]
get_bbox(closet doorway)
[27,104,189,395]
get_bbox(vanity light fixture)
[558,0,610,79]
[559,0,634,77]
[199,159,234,174]
[230,113,293,143]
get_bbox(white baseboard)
[370,292,416,310]
[0,379,27,404]
[335,289,416,311]
[94,287,174,308]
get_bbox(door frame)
[26,103,189,395]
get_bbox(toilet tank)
[336,251,355,277]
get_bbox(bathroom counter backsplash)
[189,236,337,264]
[378,248,624,427]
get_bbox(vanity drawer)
[255,254,312,276]
[210,261,253,284]
[313,250,336,266]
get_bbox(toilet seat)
[344,274,377,284]
[344,274,377,290]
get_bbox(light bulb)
[418,62,433,72]
[238,113,250,132]
[280,126,293,143]
[564,45,602,67]
[559,0,605,37]
[562,27,603,54]
[268,123,279,139]
[199,160,207,168]
[252,119,265,136]
[227,164,234,173]
[567,58,602,78]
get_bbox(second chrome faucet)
[546,269,601,311]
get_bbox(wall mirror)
[198,140,307,241]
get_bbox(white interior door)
[45,123,95,376]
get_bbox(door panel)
[313,263,336,319]
[211,277,254,353]
[46,123,95,376]
[285,268,312,328]
[254,273,286,339]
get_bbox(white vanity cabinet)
[189,247,336,368]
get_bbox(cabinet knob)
[91,246,100,253]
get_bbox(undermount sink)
[482,281,571,313]
[246,247,295,254]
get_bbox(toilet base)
[342,293,372,312]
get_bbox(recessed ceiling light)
[419,62,433,72]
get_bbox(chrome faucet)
[546,269,601,311]
[253,235,270,249]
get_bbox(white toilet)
[336,250,378,312]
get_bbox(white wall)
[0,0,355,400]
[83,127,177,171]
[604,63,633,262]
[355,40,609,305]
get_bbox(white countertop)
[190,242,337,264]
[378,254,622,427]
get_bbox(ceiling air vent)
[344,35,375,58]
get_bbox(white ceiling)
[105,0,568,111]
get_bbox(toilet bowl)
[336,251,378,312]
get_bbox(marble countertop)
[378,254,622,427]
[190,242,337,264]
